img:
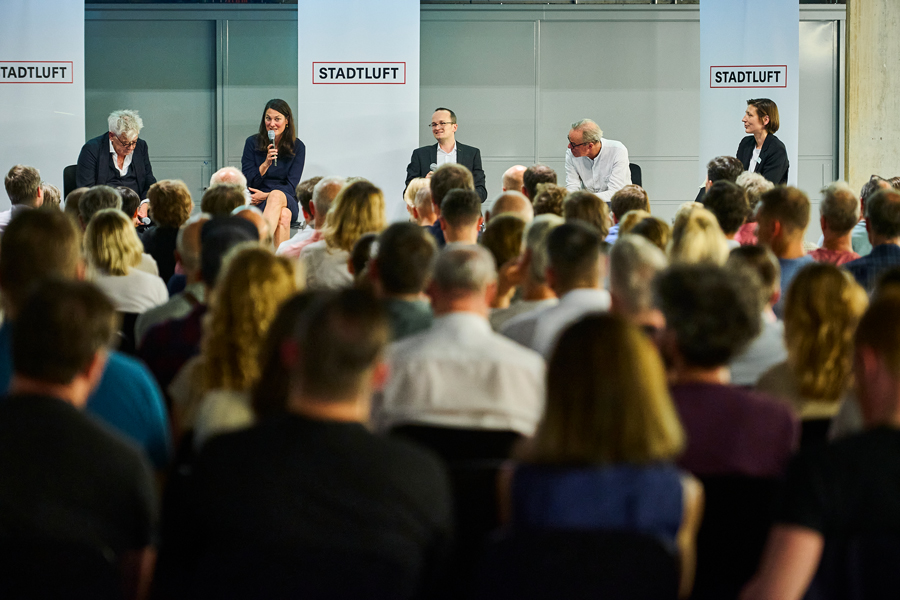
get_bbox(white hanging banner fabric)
[297,0,419,221]
[0,0,84,209]
[699,0,799,185]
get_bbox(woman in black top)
[736,98,789,185]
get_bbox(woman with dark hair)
[736,98,789,185]
[502,314,704,598]
[241,98,306,247]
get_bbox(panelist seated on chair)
[75,109,157,200]
[564,118,631,202]
[406,107,487,202]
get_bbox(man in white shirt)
[375,244,545,437]
[502,221,611,357]
[564,118,631,202]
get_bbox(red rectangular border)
[710,64,787,89]
[0,61,75,84]
[312,62,406,85]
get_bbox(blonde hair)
[618,209,651,236]
[403,177,429,208]
[202,246,298,392]
[84,208,143,275]
[323,180,386,252]
[669,206,730,265]
[784,264,868,403]
[523,314,684,465]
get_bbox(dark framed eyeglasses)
[429,121,454,128]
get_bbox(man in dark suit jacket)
[406,107,487,202]
[75,109,157,200]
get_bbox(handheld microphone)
[429,163,438,172]
[268,130,277,166]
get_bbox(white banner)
[699,0,799,185]
[297,0,419,221]
[0,1,84,209]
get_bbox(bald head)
[210,166,247,189]
[233,206,268,245]
[502,165,527,193]
[488,191,534,223]
[176,217,209,280]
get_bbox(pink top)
[735,222,758,246]
[276,229,324,259]
[808,247,861,266]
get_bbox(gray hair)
[433,243,497,292]
[312,176,346,217]
[210,166,247,189]
[819,181,860,234]
[609,234,668,314]
[524,214,564,282]
[79,185,122,224]
[736,171,774,213]
[571,118,603,143]
[107,110,144,139]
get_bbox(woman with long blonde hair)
[299,179,386,290]
[757,263,867,447]
[169,245,299,447]
[503,314,703,598]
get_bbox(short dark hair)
[296,176,323,217]
[430,163,474,210]
[547,221,604,289]
[481,214,526,270]
[201,184,246,217]
[522,164,557,200]
[290,290,389,401]
[0,210,82,314]
[861,175,889,203]
[610,185,650,221]
[726,245,780,308]
[533,183,566,217]
[200,217,259,287]
[375,222,437,295]
[747,98,780,134]
[706,156,744,184]
[79,185,122,225]
[703,181,749,235]
[350,233,378,279]
[4,165,41,206]
[440,188,482,228]
[116,186,142,220]
[564,191,610,239]
[866,189,900,239]
[433,107,457,124]
[12,279,116,385]
[654,264,761,368]
[757,186,810,234]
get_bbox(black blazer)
[405,142,487,202]
[75,133,157,199]
[736,134,789,185]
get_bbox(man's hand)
[137,202,150,220]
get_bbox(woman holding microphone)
[737,98,789,185]
[241,98,306,247]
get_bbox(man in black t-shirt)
[741,292,900,600]
[0,280,156,597]
[158,290,453,600]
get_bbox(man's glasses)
[429,121,454,128]
[568,140,590,149]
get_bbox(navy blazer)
[241,136,306,224]
[75,133,157,199]
[736,134,789,185]
[405,142,487,202]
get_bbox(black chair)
[469,529,679,600]
[0,540,123,600]
[629,163,642,187]
[389,424,523,462]
[690,475,782,600]
[116,312,140,356]
[63,164,77,199]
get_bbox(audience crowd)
[3,154,900,600]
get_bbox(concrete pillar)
[845,0,900,193]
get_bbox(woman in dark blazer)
[241,99,306,248]
[736,98,789,185]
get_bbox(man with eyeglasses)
[564,118,631,203]
[76,109,157,205]
[405,107,487,202]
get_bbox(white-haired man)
[564,118,631,202]
[375,244,545,439]
[209,166,251,205]
[76,109,157,201]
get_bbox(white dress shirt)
[375,312,546,436]
[564,138,632,202]
[529,288,611,358]
[436,143,457,166]
[109,139,134,177]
